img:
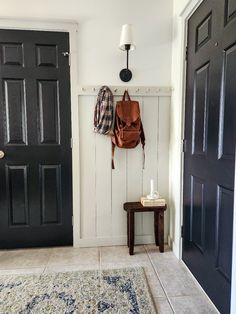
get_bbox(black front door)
[183,0,236,313]
[0,30,73,248]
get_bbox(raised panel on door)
[192,63,209,156]
[196,13,212,50]
[225,0,236,24]
[216,186,234,282]
[38,80,60,145]
[36,44,58,68]
[218,43,236,160]
[6,165,29,226]
[3,79,27,145]
[0,43,23,66]
[190,176,206,253]
[40,165,62,225]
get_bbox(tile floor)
[0,244,219,314]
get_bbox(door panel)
[192,62,209,156]
[0,29,72,248]
[36,45,58,68]
[38,80,60,144]
[4,79,27,145]
[6,165,29,226]
[216,186,234,282]
[225,0,236,23]
[190,176,206,253]
[196,13,212,50]
[183,0,236,313]
[219,43,236,159]
[40,165,62,225]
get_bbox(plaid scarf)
[94,86,114,135]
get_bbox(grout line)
[144,245,176,314]
[99,247,101,271]
[42,251,53,274]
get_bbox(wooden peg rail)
[78,85,172,97]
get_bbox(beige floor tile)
[0,245,219,314]
[0,248,52,269]
[44,263,100,273]
[100,245,149,264]
[144,265,166,298]
[0,268,44,275]
[169,295,219,314]
[47,247,99,266]
[146,246,201,297]
[145,244,171,253]
[154,298,174,314]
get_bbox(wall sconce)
[119,24,136,82]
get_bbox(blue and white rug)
[0,267,156,313]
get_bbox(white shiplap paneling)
[142,96,159,236]
[78,93,170,246]
[79,96,96,239]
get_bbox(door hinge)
[182,139,187,153]
[181,225,184,238]
[70,138,73,148]
[62,51,71,66]
[185,46,188,61]
[72,216,74,226]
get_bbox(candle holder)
[147,179,159,199]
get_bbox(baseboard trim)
[167,234,172,248]
[76,235,157,248]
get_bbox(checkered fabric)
[94,86,114,135]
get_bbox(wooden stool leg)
[129,211,134,255]
[127,212,130,247]
[158,211,164,253]
[154,211,159,246]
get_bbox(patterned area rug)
[0,267,156,313]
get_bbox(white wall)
[0,0,173,86]
[0,0,174,246]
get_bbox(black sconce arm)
[120,44,132,82]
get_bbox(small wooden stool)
[123,202,167,255]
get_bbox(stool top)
[123,202,167,212]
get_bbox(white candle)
[150,179,154,196]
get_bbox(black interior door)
[183,0,236,313]
[0,29,73,248]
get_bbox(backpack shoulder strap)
[140,122,145,149]
[112,141,115,169]
[122,90,131,101]
[140,122,145,169]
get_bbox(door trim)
[0,18,80,246]
[177,1,236,313]
[172,0,204,260]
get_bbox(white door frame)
[178,1,236,312]
[0,18,80,246]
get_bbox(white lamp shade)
[119,24,136,51]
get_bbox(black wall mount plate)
[119,68,132,82]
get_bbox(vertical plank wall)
[79,94,170,246]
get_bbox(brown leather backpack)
[112,90,145,169]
